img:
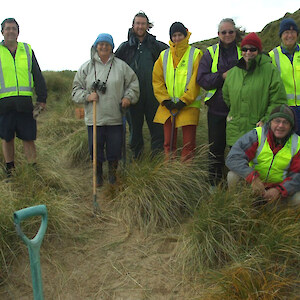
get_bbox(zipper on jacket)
[172,68,176,102]
[265,154,276,182]
[14,58,20,95]
[138,42,142,52]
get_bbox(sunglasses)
[241,47,258,52]
[220,30,235,35]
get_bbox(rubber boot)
[108,161,118,184]
[97,162,103,187]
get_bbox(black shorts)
[0,111,37,142]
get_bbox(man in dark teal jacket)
[115,11,168,159]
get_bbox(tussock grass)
[43,70,74,96]
[2,70,300,298]
[178,185,300,298]
[111,146,210,232]
[0,143,89,282]
[58,127,90,165]
[179,188,260,271]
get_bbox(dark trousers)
[207,111,227,185]
[129,96,164,159]
[0,111,36,142]
[87,125,122,163]
[290,106,300,136]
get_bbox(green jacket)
[223,53,286,146]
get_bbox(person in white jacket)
[72,33,139,185]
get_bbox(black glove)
[163,100,176,110]
[175,100,186,111]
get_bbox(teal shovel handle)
[14,205,48,300]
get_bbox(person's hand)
[121,97,130,108]
[87,92,99,102]
[175,100,186,111]
[263,188,280,202]
[251,177,266,197]
[222,71,228,79]
[256,120,264,127]
[163,100,176,110]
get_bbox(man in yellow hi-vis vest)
[0,18,47,177]
[197,18,244,188]
[269,18,300,135]
[226,104,300,206]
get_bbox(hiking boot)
[108,161,118,184]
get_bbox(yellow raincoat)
[152,32,202,128]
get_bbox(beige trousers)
[227,171,300,206]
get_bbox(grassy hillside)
[193,9,300,53]
[0,11,300,298]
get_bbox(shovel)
[14,204,48,300]
[120,104,127,170]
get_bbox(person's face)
[172,32,185,43]
[96,42,112,58]
[218,22,236,45]
[132,16,149,38]
[270,117,292,139]
[1,21,18,43]
[241,44,258,62]
[281,29,298,49]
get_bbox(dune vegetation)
[0,67,298,299]
[1,10,300,299]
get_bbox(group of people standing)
[1,14,299,205]
[197,17,300,203]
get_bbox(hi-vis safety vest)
[204,43,242,102]
[269,45,300,106]
[0,42,34,99]
[161,46,201,108]
[249,126,300,183]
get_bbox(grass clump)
[111,146,210,232]
[178,185,300,298]
[0,142,89,283]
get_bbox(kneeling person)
[226,104,300,205]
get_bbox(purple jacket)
[197,41,239,116]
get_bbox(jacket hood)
[169,31,191,63]
[90,46,114,63]
[169,31,191,48]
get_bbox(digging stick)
[169,109,178,160]
[93,100,100,214]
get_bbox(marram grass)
[177,185,300,298]
[111,146,210,232]
[0,151,89,282]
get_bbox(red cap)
[241,32,262,52]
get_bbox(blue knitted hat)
[93,33,114,49]
[279,18,299,37]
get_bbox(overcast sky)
[1,1,299,71]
